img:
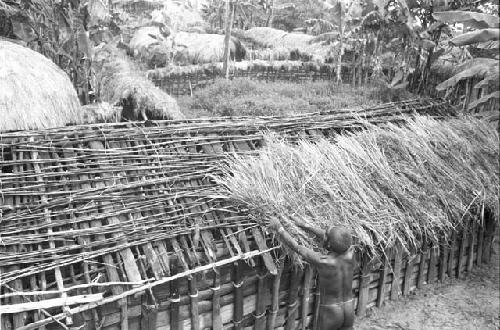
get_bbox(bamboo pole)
[428,245,438,284]
[390,247,403,300]
[2,293,104,314]
[212,269,223,330]
[376,250,390,307]
[467,221,477,272]
[254,269,268,330]
[285,267,301,330]
[300,266,314,330]
[266,261,284,330]
[357,254,370,315]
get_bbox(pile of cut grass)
[216,117,499,259]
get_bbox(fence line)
[148,61,373,96]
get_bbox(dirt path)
[355,239,500,330]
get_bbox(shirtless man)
[270,217,354,330]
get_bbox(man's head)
[324,226,352,253]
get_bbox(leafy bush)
[184,78,396,117]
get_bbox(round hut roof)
[0,40,82,131]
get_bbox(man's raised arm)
[297,223,326,241]
[269,217,323,264]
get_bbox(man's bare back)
[270,217,354,330]
[316,252,354,330]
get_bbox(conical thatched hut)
[0,40,82,131]
[94,45,184,120]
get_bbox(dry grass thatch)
[0,40,81,131]
[173,31,246,65]
[151,3,207,32]
[94,45,184,120]
[81,102,121,123]
[129,28,246,66]
[243,27,329,62]
[129,26,170,68]
[216,117,499,259]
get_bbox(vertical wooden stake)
[457,226,467,278]
[447,231,457,278]
[170,272,182,330]
[477,224,485,265]
[311,273,321,330]
[357,254,371,315]
[390,247,403,300]
[300,266,314,330]
[266,261,284,330]
[189,274,200,330]
[376,250,390,307]
[402,255,414,296]
[234,261,244,330]
[467,221,478,273]
[439,243,449,282]
[212,269,223,330]
[285,267,302,330]
[254,269,268,330]
[417,247,428,289]
[428,245,438,284]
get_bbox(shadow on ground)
[355,237,500,330]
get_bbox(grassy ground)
[356,236,500,330]
[176,78,415,118]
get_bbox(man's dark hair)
[325,226,352,253]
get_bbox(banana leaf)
[451,29,500,46]
[468,91,500,110]
[433,11,499,29]
[436,61,496,91]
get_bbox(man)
[270,217,354,330]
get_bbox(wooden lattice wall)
[3,99,492,330]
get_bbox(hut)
[0,99,497,330]
[0,40,82,131]
[93,45,184,120]
[241,27,329,62]
[129,27,246,67]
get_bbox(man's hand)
[297,223,313,230]
[268,217,282,231]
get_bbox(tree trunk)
[266,0,274,28]
[336,2,343,83]
[223,0,234,79]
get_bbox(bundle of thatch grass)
[129,26,171,68]
[216,117,499,259]
[173,32,246,65]
[243,27,329,62]
[81,102,121,123]
[0,40,82,131]
[94,45,184,120]
[128,28,246,66]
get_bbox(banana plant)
[433,10,499,112]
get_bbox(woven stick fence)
[147,61,370,96]
[2,99,487,330]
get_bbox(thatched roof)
[217,117,499,260]
[242,27,329,62]
[129,27,246,66]
[129,26,170,68]
[0,40,82,131]
[94,45,184,120]
[0,99,458,328]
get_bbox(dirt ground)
[355,238,500,330]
